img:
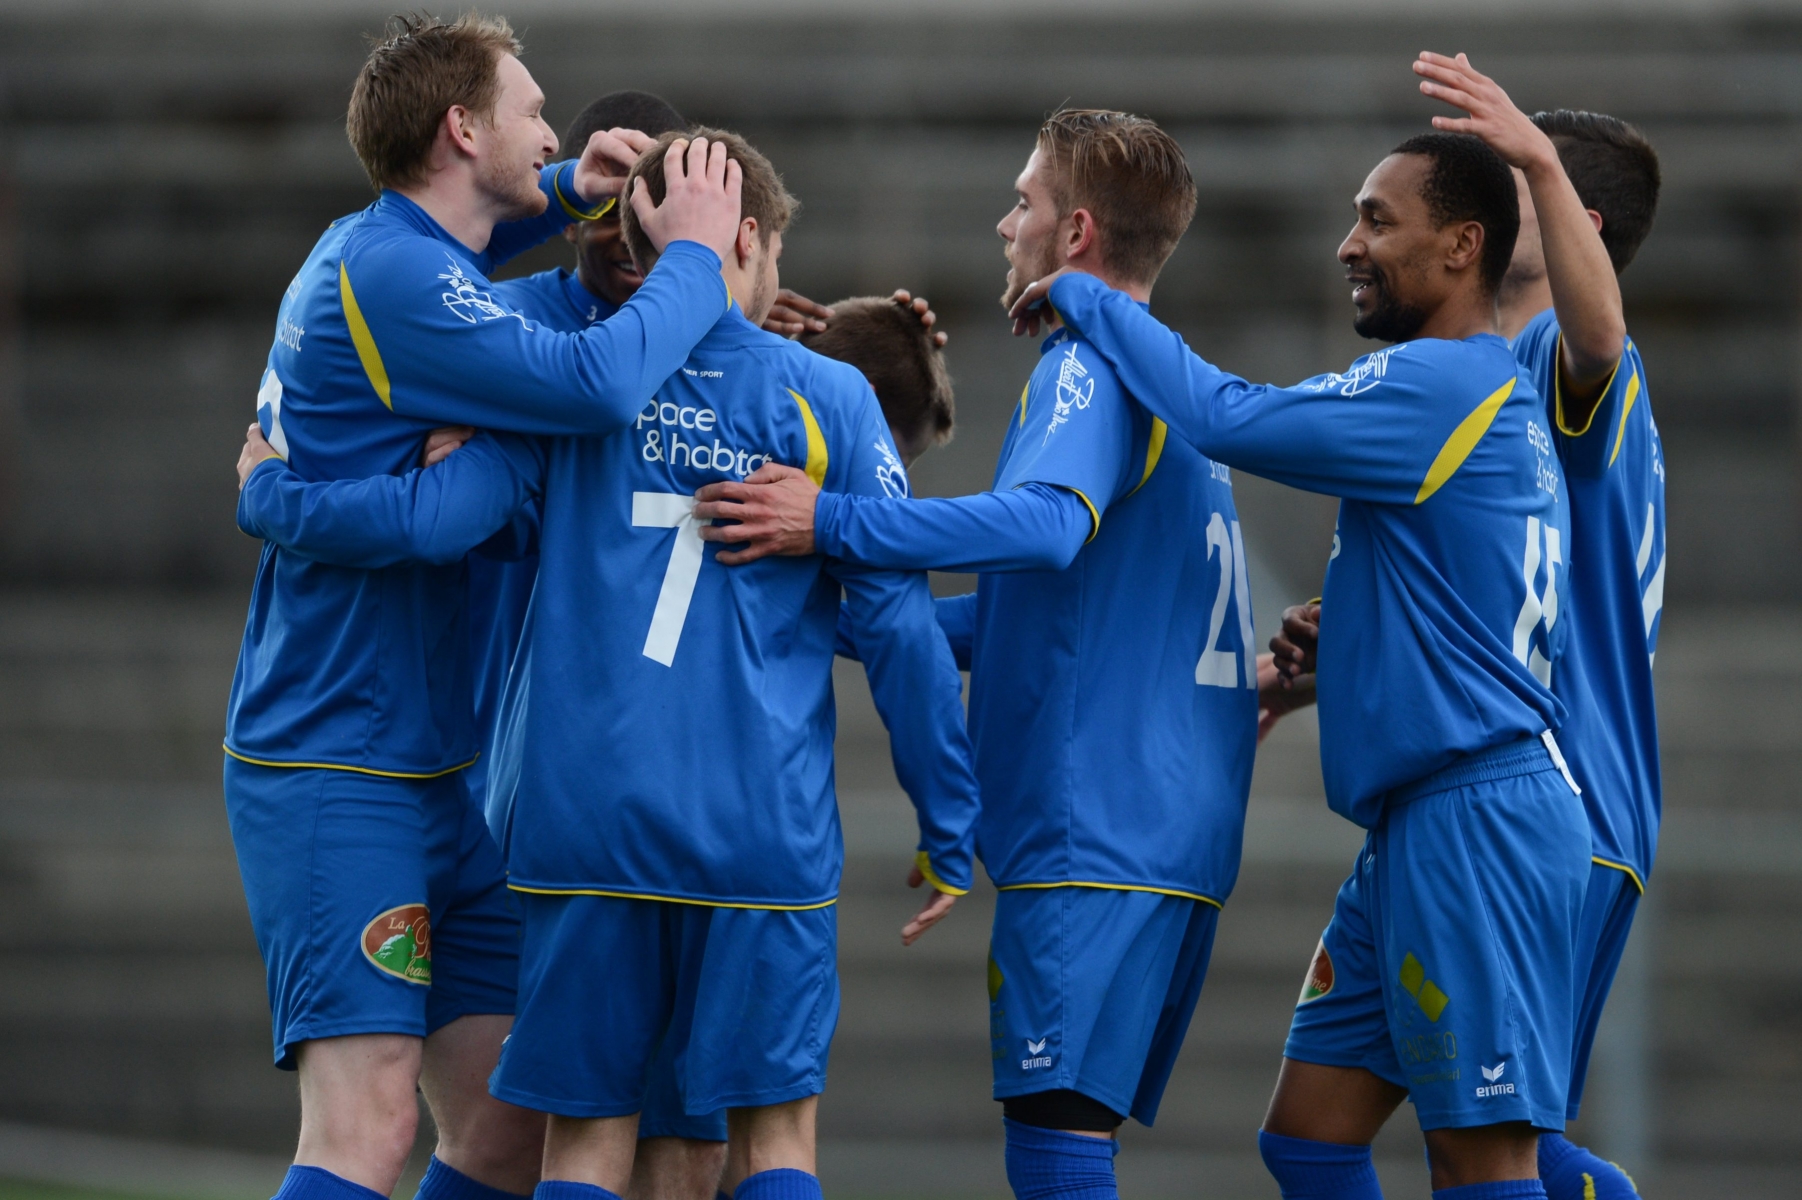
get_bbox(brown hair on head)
[801,298,955,454]
[620,127,796,272]
[346,12,521,193]
[1036,108,1198,286]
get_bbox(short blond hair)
[1037,109,1197,286]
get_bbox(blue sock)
[1432,1182,1546,1200]
[732,1169,822,1200]
[1003,1118,1119,1200]
[1258,1131,1382,1200]
[1538,1133,1638,1199]
[415,1156,532,1200]
[533,1184,624,1200]
[272,1166,387,1200]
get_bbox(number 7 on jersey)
[633,492,710,666]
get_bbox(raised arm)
[236,428,543,568]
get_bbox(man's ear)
[1064,208,1099,261]
[441,104,481,161]
[1586,208,1604,235]
[735,217,759,268]
[562,222,581,246]
[1446,220,1485,274]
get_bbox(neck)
[1041,260,1149,331]
[395,174,499,254]
[1496,272,1553,340]
[1412,284,1502,343]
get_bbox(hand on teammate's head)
[238,423,280,490]
[1413,52,1556,172]
[763,288,832,337]
[627,136,744,266]
[891,290,948,348]
[571,127,656,206]
[421,426,476,468]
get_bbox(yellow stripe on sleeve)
[1607,368,1642,468]
[1017,382,1030,428]
[787,389,829,485]
[339,262,393,410]
[914,850,970,896]
[553,162,617,222]
[1552,331,1623,438]
[1414,377,1515,505]
[1128,418,1167,496]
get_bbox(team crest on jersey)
[1042,343,1095,444]
[438,257,531,328]
[1307,343,1406,397]
[1298,938,1334,1004]
[362,903,432,985]
[874,437,910,499]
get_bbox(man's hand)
[692,462,820,564]
[901,863,958,946]
[571,127,656,207]
[1257,651,1317,743]
[1270,602,1321,683]
[238,422,280,490]
[892,289,948,347]
[1413,52,1557,172]
[422,426,475,467]
[1006,266,1077,337]
[629,136,743,265]
[763,289,832,337]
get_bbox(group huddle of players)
[223,12,1665,1200]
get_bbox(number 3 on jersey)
[1196,512,1256,689]
[633,492,709,667]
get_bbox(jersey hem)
[506,883,838,911]
[223,744,478,780]
[994,880,1225,909]
[1591,855,1646,894]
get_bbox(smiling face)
[997,147,1066,312]
[564,205,640,307]
[1336,153,1445,343]
[472,53,558,221]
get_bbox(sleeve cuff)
[549,160,617,222]
[915,849,970,896]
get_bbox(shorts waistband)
[1389,734,1558,807]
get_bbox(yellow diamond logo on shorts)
[1298,939,1335,1004]
[363,903,432,986]
[987,954,1005,1003]
[1399,952,1449,1022]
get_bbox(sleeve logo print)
[438,256,531,328]
[874,437,910,499]
[1043,343,1096,445]
[1306,343,1406,397]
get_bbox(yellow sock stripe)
[1591,855,1646,894]
[786,389,829,485]
[1128,418,1168,496]
[508,883,837,911]
[997,880,1224,909]
[1415,377,1515,505]
[223,744,477,779]
[339,262,393,410]
[914,850,969,896]
[1608,368,1641,468]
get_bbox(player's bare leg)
[721,1097,818,1193]
[419,1014,545,1193]
[544,1112,642,1193]
[629,1137,729,1200]
[294,1033,424,1194]
[1423,1123,1541,1190]
[1262,1058,1406,1146]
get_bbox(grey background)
[0,1,1798,1196]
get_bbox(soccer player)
[240,126,979,1200]
[1007,131,1582,1199]
[223,13,740,1200]
[1416,55,1664,1200]
[695,110,1260,1200]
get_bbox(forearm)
[815,483,1090,573]
[1524,150,1625,391]
[836,567,979,892]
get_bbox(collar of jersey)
[375,189,487,268]
[1037,299,1149,356]
[700,302,785,349]
[560,267,619,326]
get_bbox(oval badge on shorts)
[1298,938,1333,1004]
[362,903,432,986]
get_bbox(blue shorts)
[1566,860,1640,1120]
[1283,736,1590,1131]
[491,893,837,1119]
[987,885,1219,1126]
[222,757,519,1069]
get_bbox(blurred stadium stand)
[0,2,1798,1195]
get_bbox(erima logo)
[1475,1061,1516,1098]
[1027,1038,1047,1054]
[1022,1037,1052,1070]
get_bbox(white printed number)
[632,492,710,667]
[1196,513,1257,689]
[1511,515,1562,685]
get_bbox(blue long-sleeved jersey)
[1050,272,1569,828]
[818,321,1258,907]
[240,305,980,906]
[226,163,727,777]
[1514,309,1663,888]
